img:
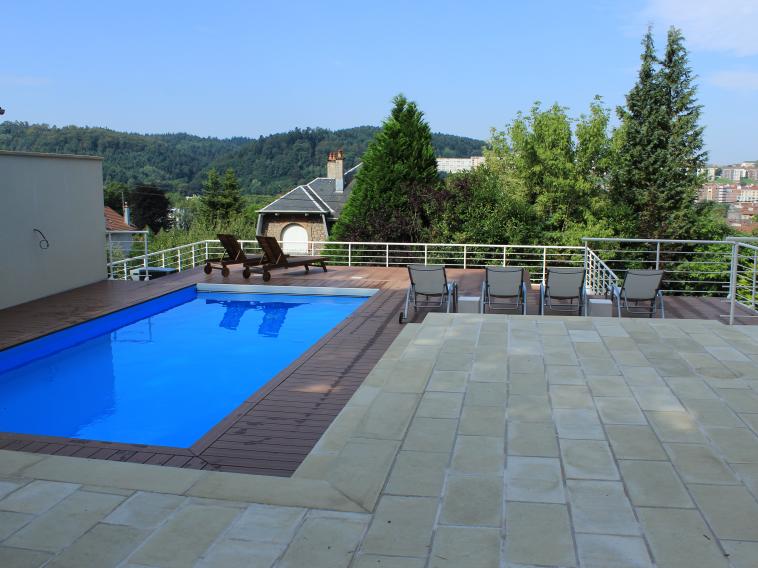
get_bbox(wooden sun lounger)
[204,234,265,277]
[243,235,327,281]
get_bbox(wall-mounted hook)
[33,228,50,250]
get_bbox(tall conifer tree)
[612,27,706,239]
[332,94,439,242]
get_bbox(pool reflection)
[205,299,306,337]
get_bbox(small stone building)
[256,150,360,253]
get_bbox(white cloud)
[709,70,758,91]
[643,0,758,56]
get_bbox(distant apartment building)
[721,163,758,181]
[437,156,485,174]
[697,166,717,181]
[699,183,739,203]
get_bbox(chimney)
[123,202,131,226]
[327,149,345,193]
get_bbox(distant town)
[697,162,758,233]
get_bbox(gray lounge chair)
[480,266,528,314]
[611,269,665,318]
[539,267,586,315]
[399,264,458,323]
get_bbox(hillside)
[0,122,485,195]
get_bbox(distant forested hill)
[0,122,485,195]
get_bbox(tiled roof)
[258,163,362,218]
[104,206,136,231]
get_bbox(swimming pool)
[0,286,369,447]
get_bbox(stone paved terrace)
[2,314,758,567]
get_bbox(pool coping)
[0,280,402,476]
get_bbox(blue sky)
[1,0,756,163]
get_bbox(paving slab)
[618,460,693,508]
[127,504,240,568]
[327,438,400,511]
[354,555,426,568]
[459,404,506,436]
[505,502,575,567]
[430,526,501,568]
[465,381,508,407]
[224,503,305,543]
[637,507,729,568]
[665,443,739,485]
[575,534,652,568]
[605,425,668,460]
[705,427,758,463]
[506,456,564,503]
[567,478,640,537]
[595,397,647,425]
[646,411,706,443]
[196,539,284,568]
[440,475,502,526]
[560,439,619,480]
[46,523,148,568]
[276,513,369,568]
[451,435,504,475]
[361,496,437,557]
[507,395,552,422]
[688,484,758,541]
[0,546,52,568]
[507,421,559,457]
[720,540,758,568]
[0,480,79,514]
[416,392,464,419]
[0,510,32,540]
[427,370,468,393]
[104,491,185,529]
[5,490,124,553]
[384,451,449,497]
[402,418,458,454]
[554,408,605,440]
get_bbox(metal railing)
[584,246,620,295]
[106,239,587,284]
[583,237,758,325]
[105,236,758,324]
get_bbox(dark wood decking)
[0,265,755,476]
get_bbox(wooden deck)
[0,265,755,476]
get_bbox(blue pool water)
[0,288,367,447]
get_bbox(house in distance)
[256,150,360,253]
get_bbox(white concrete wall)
[0,151,106,310]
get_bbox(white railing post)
[191,244,195,268]
[385,244,389,268]
[583,244,590,293]
[463,245,467,269]
[205,241,209,262]
[542,247,547,283]
[348,243,352,267]
[178,248,182,272]
[503,246,507,267]
[729,242,739,326]
[655,242,661,270]
[424,244,428,265]
[161,252,166,268]
[753,249,757,311]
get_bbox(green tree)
[130,185,172,233]
[199,168,243,224]
[103,181,129,214]
[484,99,617,245]
[612,27,708,239]
[332,94,440,242]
